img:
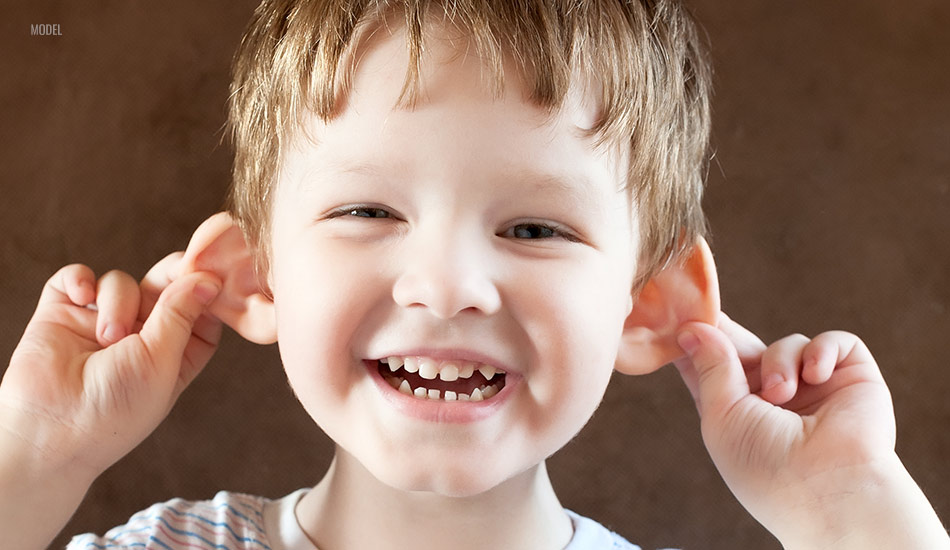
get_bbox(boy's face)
[268,24,640,497]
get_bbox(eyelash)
[500,222,579,242]
[326,206,578,242]
[326,205,395,219]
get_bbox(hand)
[0,254,222,481]
[673,314,899,543]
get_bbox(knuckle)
[162,251,185,262]
[696,343,736,375]
[100,269,133,284]
[60,262,90,275]
[812,330,862,353]
[143,254,184,289]
[64,262,89,271]
[770,333,810,353]
[826,329,858,341]
[163,251,186,267]
[159,293,199,334]
[122,338,156,376]
[162,305,192,335]
[50,263,89,285]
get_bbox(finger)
[802,331,863,385]
[758,333,810,405]
[677,322,750,419]
[173,311,224,397]
[677,313,766,405]
[94,270,142,346]
[716,313,768,393]
[672,358,701,408]
[38,264,97,309]
[139,252,185,322]
[717,312,767,363]
[137,272,222,381]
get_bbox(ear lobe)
[615,237,720,375]
[177,212,277,345]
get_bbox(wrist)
[776,454,949,550]
[0,404,103,486]
[0,410,100,550]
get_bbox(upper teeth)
[386,356,503,382]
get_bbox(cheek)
[272,235,383,326]
[270,239,386,397]
[525,261,630,361]
[516,262,631,423]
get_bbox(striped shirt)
[67,492,276,550]
[67,490,646,550]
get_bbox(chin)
[367,455,517,499]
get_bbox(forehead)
[280,19,628,195]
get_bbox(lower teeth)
[385,375,501,402]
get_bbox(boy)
[1,1,948,549]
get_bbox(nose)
[391,223,502,319]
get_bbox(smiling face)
[267,23,641,497]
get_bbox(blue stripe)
[74,494,272,550]
[232,498,265,519]
[162,505,267,540]
[202,500,266,533]
[104,513,270,550]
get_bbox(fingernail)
[103,324,125,343]
[763,373,785,391]
[193,281,220,305]
[677,330,700,355]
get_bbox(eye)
[500,222,579,242]
[345,207,391,218]
[326,205,395,219]
[510,223,556,239]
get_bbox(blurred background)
[1,1,947,548]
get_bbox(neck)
[295,448,573,550]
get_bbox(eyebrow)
[316,159,389,182]
[294,158,389,193]
[335,161,386,177]
[305,159,608,212]
[515,169,588,197]
[508,168,609,215]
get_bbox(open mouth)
[376,356,507,402]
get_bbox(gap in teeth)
[386,356,500,382]
[378,359,505,402]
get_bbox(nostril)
[391,264,501,318]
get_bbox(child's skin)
[2,20,948,550]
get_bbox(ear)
[176,212,277,345]
[615,237,720,375]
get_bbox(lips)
[376,356,507,402]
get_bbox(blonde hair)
[227,0,712,289]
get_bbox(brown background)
[2,1,948,549]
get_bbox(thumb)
[137,272,222,372]
[676,322,751,419]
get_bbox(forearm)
[777,455,949,550]
[0,421,97,550]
